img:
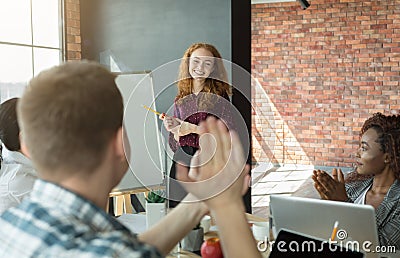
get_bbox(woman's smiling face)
[356,127,388,176]
[188,48,215,80]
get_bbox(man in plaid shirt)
[0,61,260,258]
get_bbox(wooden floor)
[251,164,319,219]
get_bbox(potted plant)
[145,190,166,229]
[182,223,204,254]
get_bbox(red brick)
[251,0,400,166]
[65,0,81,61]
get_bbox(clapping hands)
[176,116,250,210]
[312,168,348,201]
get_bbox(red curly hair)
[176,43,231,102]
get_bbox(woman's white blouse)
[354,184,370,205]
[0,147,37,213]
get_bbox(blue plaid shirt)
[0,180,162,257]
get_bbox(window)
[0,0,63,102]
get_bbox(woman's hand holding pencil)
[142,104,198,136]
[142,104,182,130]
[163,116,182,132]
[142,104,174,121]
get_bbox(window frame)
[0,0,65,102]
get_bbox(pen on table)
[330,221,339,241]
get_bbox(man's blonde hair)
[18,61,123,173]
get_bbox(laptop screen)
[269,194,379,257]
[269,229,364,258]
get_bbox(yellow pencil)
[142,105,161,115]
[330,221,339,241]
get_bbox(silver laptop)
[270,195,380,258]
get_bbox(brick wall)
[64,0,81,60]
[251,0,400,167]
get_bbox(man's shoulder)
[0,204,162,257]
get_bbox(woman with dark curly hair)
[162,43,235,207]
[312,113,400,249]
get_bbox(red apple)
[201,237,223,258]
